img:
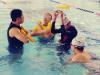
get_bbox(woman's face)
[43,13,52,24]
[64,18,68,25]
[64,17,70,28]
[64,22,71,30]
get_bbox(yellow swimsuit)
[32,21,52,38]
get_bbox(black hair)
[10,9,22,22]
[76,46,84,52]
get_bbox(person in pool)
[68,37,91,63]
[51,10,77,55]
[7,9,29,60]
[31,12,54,43]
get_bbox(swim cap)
[72,36,85,47]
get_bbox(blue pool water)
[0,41,88,75]
[0,0,100,75]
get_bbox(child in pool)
[67,37,91,63]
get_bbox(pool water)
[0,0,100,75]
[0,41,88,75]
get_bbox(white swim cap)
[72,36,85,47]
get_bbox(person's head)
[64,17,71,28]
[71,36,85,53]
[43,12,52,25]
[10,9,24,25]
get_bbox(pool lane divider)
[50,0,100,16]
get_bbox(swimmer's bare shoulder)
[66,53,90,64]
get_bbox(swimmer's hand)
[53,11,59,21]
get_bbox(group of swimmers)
[7,9,91,63]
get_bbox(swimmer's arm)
[69,58,77,63]
[51,21,61,34]
[31,23,48,36]
[31,30,47,36]
[60,11,64,25]
[51,11,61,34]
[69,55,81,63]
[65,56,78,64]
[31,26,39,36]
[31,30,40,36]
[9,28,29,44]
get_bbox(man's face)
[17,15,24,24]
[20,15,24,24]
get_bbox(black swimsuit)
[51,21,77,54]
[7,22,24,54]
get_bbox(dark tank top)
[7,22,23,50]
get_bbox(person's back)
[72,51,90,63]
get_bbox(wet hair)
[10,9,22,22]
[76,46,84,52]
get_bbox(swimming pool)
[0,0,100,75]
